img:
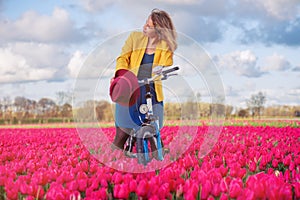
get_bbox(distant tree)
[56,91,73,118]
[61,103,72,118]
[76,100,96,122]
[56,91,72,106]
[1,96,12,120]
[95,100,112,121]
[14,96,26,110]
[38,98,56,117]
[238,109,248,118]
[246,91,266,119]
[225,105,234,118]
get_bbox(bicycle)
[124,65,179,165]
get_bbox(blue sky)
[0,0,299,108]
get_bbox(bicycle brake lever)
[161,73,178,80]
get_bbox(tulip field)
[0,120,299,199]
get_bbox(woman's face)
[143,16,157,38]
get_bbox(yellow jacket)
[116,31,173,102]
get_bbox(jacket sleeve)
[115,33,133,73]
[164,50,173,67]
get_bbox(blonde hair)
[150,8,177,52]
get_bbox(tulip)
[238,188,254,200]
[294,182,300,198]
[66,180,78,191]
[149,195,160,200]
[220,178,228,193]
[113,184,130,199]
[112,172,123,184]
[272,158,279,168]
[185,182,199,199]
[279,185,293,200]
[176,184,183,198]
[77,178,88,192]
[201,180,212,199]
[220,193,229,200]
[229,179,242,198]
[219,165,228,177]
[283,155,291,167]
[6,188,18,200]
[253,180,265,199]
[211,182,221,197]
[237,168,246,179]
[136,179,149,197]
[248,161,256,172]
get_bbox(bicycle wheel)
[136,125,155,165]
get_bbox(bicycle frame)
[127,66,179,165]
[140,78,164,162]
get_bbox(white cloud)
[0,7,83,43]
[216,50,264,77]
[67,50,86,78]
[0,42,69,83]
[79,0,115,12]
[154,0,201,5]
[287,88,300,96]
[11,42,68,69]
[243,0,300,20]
[0,48,55,83]
[261,53,291,72]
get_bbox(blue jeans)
[115,83,164,130]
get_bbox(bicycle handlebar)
[138,66,179,84]
[162,66,179,75]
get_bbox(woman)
[111,8,177,156]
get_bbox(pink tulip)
[279,185,293,200]
[253,180,265,199]
[219,178,228,193]
[201,180,212,199]
[184,182,199,199]
[220,193,228,200]
[229,179,242,198]
[283,155,292,166]
[77,178,88,192]
[112,172,123,184]
[248,161,256,172]
[207,196,215,200]
[100,178,108,187]
[136,179,149,197]
[294,182,300,198]
[176,184,183,198]
[284,169,291,181]
[114,184,130,199]
[272,158,279,168]
[66,180,78,191]
[149,195,160,200]
[219,165,228,177]
[211,182,221,197]
[6,188,18,200]
[237,188,254,200]
[46,183,67,200]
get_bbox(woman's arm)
[115,33,134,73]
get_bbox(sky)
[0,0,299,108]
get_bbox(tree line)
[0,91,299,125]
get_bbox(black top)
[137,53,154,80]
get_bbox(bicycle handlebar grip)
[162,66,179,75]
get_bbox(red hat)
[109,69,140,106]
